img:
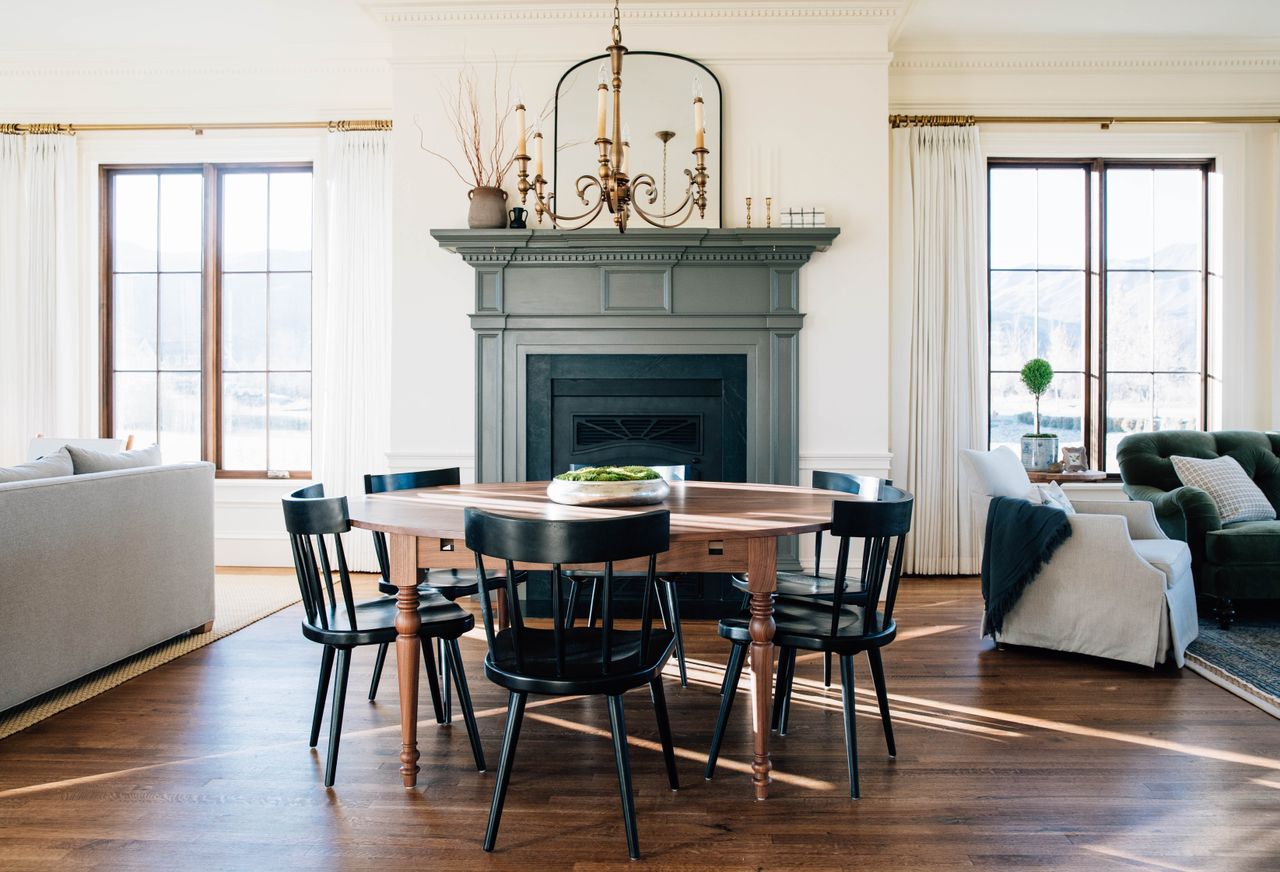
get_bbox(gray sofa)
[0,462,215,711]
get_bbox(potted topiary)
[1020,357,1058,471]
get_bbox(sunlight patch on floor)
[1083,845,1200,871]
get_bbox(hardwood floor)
[0,574,1276,871]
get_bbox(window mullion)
[202,164,220,466]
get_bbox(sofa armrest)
[1124,483,1220,573]
[1073,500,1167,540]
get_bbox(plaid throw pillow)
[1169,454,1277,524]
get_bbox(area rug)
[1185,616,1280,719]
[0,573,301,740]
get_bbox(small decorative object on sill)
[1019,357,1058,471]
[508,206,528,229]
[546,465,670,507]
[512,0,711,232]
[745,196,753,228]
[765,196,773,228]
[1061,446,1087,473]
[781,207,826,228]
[414,62,518,229]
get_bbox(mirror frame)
[552,50,724,228]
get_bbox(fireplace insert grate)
[573,415,702,453]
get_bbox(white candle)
[534,130,544,178]
[597,64,608,140]
[693,98,705,151]
[515,102,527,155]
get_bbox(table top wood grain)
[348,479,856,541]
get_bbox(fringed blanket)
[981,496,1072,635]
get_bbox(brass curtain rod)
[890,114,1280,129]
[0,119,392,135]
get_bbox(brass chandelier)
[514,0,710,233]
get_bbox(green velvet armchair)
[1117,430,1280,628]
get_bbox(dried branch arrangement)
[416,63,521,189]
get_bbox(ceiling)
[891,0,1280,50]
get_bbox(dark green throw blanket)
[981,496,1072,635]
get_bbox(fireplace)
[432,226,839,613]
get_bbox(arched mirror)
[553,51,722,229]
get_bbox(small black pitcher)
[508,206,528,229]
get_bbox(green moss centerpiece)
[547,465,670,506]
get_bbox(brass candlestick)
[745,196,752,228]
[765,196,772,228]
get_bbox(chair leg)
[770,646,793,732]
[484,691,527,853]
[718,636,745,695]
[1217,596,1235,630]
[422,637,445,725]
[706,642,747,779]
[310,645,335,747]
[368,642,388,702]
[650,679,679,791]
[866,648,896,758]
[777,648,798,736]
[663,580,688,687]
[586,578,600,628]
[823,651,833,688]
[323,647,352,787]
[446,638,486,772]
[438,636,452,724]
[565,578,580,629]
[607,694,640,860]
[839,654,860,799]
[740,591,750,611]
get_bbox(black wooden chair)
[706,485,913,798]
[465,508,679,860]
[283,483,487,787]
[364,468,524,722]
[563,464,690,686]
[727,472,893,690]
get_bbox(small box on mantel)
[781,207,826,228]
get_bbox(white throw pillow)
[1036,481,1075,514]
[0,446,74,483]
[961,446,1036,500]
[1169,454,1276,524]
[67,443,163,474]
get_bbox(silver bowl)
[546,477,670,507]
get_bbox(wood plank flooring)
[0,574,1277,871]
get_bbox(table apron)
[416,536,753,576]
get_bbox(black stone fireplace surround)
[432,228,839,617]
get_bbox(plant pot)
[1021,434,1060,471]
[467,186,508,229]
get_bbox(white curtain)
[0,133,80,465]
[892,125,987,575]
[315,131,392,572]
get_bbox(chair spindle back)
[283,484,362,633]
[825,486,913,637]
[363,467,462,587]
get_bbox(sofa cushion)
[1205,521,1280,564]
[1131,538,1192,589]
[68,443,162,474]
[1170,454,1276,524]
[961,446,1036,500]
[0,446,74,483]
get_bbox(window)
[101,163,313,477]
[987,159,1215,473]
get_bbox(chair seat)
[484,626,675,696]
[303,588,474,647]
[378,568,520,600]
[1131,538,1193,588]
[731,570,869,602]
[1205,521,1280,564]
[719,598,894,654]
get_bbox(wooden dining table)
[348,478,853,800]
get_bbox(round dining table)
[349,478,853,800]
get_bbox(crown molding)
[360,2,906,27]
[891,49,1280,75]
[0,58,391,80]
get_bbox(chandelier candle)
[513,0,711,232]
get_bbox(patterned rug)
[0,573,301,740]
[1185,614,1280,719]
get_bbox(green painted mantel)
[432,226,839,572]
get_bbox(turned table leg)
[746,536,778,800]
[391,533,422,788]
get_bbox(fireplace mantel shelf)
[432,227,840,265]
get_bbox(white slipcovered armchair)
[965,448,1199,667]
